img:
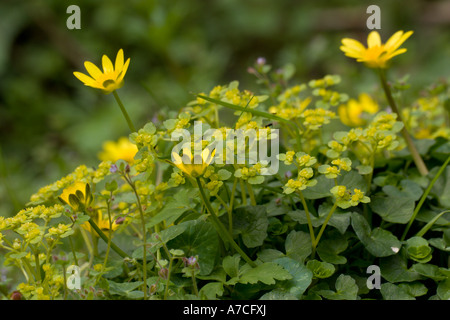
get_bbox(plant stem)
[246,182,257,206]
[401,155,450,241]
[228,178,238,233]
[112,90,136,133]
[378,69,428,176]
[297,191,316,245]
[87,219,129,259]
[68,236,79,266]
[196,178,256,267]
[126,175,148,300]
[239,179,247,206]
[102,196,113,271]
[312,202,338,257]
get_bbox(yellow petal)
[73,72,98,87]
[341,38,366,53]
[115,49,124,72]
[84,61,103,80]
[172,152,183,165]
[385,31,413,53]
[102,54,114,73]
[116,58,130,83]
[384,48,407,61]
[367,31,381,48]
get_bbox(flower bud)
[11,291,22,300]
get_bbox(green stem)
[378,69,428,176]
[68,236,79,266]
[164,258,174,300]
[191,273,199,297]
[127,176,148,300]
[88,219,129,259]
[239,179,247,206]
[313,202,338,257]
[401,155,450,241]
[102,196,113,271]
[112,90,136,132]
[246,182,257,206]
[297,191,316,245]
[196,178,256,267]
[228,178,238,233]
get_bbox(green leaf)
[317,274,359,300]
[199,282,224,300]
[316,236,348,264]
[237,262,292,285]
[259,289,298,300]
[380,254,423,283]
[399,282,428,297]
[306,260,335,279]
[370,195,415,224]
[288,206,351,235]
[146,189,197,229]
[437,279,450,300]
[380,283,415,300]
[273,257,313,298]
[217,169,232,180]
[405,236,433,263]
[411,263,448,281]
[301,175,333,199]
[285,230,312,263]
[107,280,144,296]
[226,205,269,248]
[356,165,373,175]
[222,254,241,279]
[167,220,220,276]
[382,179,423,201]
[351,213,402,257]
[256,249,285,262]
[430,164,450,208]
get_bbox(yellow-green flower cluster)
[318,158,352,179]
[46,223,74,238]
[301,108,337,130]
[268,84,311,120]
[403,96,450,140]
[326,112,403,160]
[330,185,370,209]
[234,162,267,185]
[30,165,93,204]
[283,168,317,194]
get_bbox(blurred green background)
[0,0,449,217]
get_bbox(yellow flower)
[338,93,379,127]
[73,49,130,94]
[82,210,121,236]
[340,30,413,68]
[59,181,87,206]
[172,147,215,178]
[98,137,138,164]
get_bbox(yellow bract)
[338,93,379,127]
[340,30,413,68]
[98,137,138,164]
[73,49,130,94]
[172,147,215,178]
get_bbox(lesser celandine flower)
[340,30,413,68]
[172,147,216,178]
[73,49,130,94]
[338,93,379,127]
[98,137,138,164]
